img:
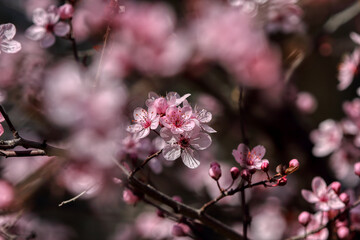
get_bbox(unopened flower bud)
[230,167,240,180]
[172,195,182,203]
[298,211,311,226]
[289,159,299,168]
[354,162,360,177]
[209,162,221,181]
[261,162,269,172]
[0,180,14,209]
[172,223,191,237]
[240,169,251,182]
[123,188,139,205]
[330,181,341,195]
[337,226,350,239]
[339,193,350,205]
[59,3,74,19]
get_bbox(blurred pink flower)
[58,3,74,19]
[338,48,360,91]
[25,6,70,48]
[0,23,22,54]
[161,126,212,168]
[127,107,160,139]
[296,91,317,114]
[232,143,269,170]
[301,177,345,211]
[310,119,343,157]
[123,188,139,205]
[0,180,14,209]
[297,212,328,240]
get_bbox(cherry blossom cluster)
[25,4,74,48]
[127,92,215,169]
[299,177,354,239]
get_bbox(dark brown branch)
[0,105,19,138]
[0,149,47,157]
[117,163,244,240]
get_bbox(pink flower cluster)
[25,4,73,48]
[127,92,215,169]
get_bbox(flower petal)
[160,127,174,142]
[54,22,70,37]
[301,189,319,203]
[232,143,249,164]
[0,23,16,40]
[163,144,181,160]
[191,133,212,150]
[1,40,21,54]
[25,25,46,41]
[133,107,147,121]
[126,124,142,133]
[201,124,216,133]
[136,127,150,139]
[312,177,327,197]
[0,124,4,136]
[33,8,48,26]
[251,145,266,160]
[181,148,200,169]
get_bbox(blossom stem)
[130,149,163,178]
[240,182,249,240]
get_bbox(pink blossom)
[161,105,196,134]
[228,0,267,14]
[337,226,350,239]
[25,6,70,48]
[265,0,304,34]
[123,188,139,205]
[296,92,317,114]
[145,92,190,116]
[301,177,345,211]
[350,32,360,45]
[232,143,269,170]
[209,162,222,180]
[172,223,191,237]
[330,181,342,194]
[230,167,240,180]
[355,162,360,177]
[298,212,329,240]
[338,48,360,90]
[193,106,216,133]
[289,159,300,168]
[0,23,22,54]
[310,119,343,157]
[160,126,212,168]
[59,3,74,19]
[127,107,160,139]
[298,211,311,226]
[0,180,14,209]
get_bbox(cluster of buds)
[127,92,215,169]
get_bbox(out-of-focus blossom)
[354,162,360,177]
[123,188,139,205]
[296,92,317,114]
[127,107,160,139]
[343,98,360,126]
[289,159,300,168]
[232,143,269,170]
[172,223,191,237]
[25,6,70,48]
[298,212,328,240]
[338,48,360,91]
[161,126,212,168]
[337,226,350,239]
[298,211,311,226]
[0,180,14,209]
[0,23,22,54]
[339,192,350,205]
[310,119,343,157]
[301,177,345,211]
[58,3,74,19]
[228,0,268,14]
[330,181,342,194]
[265,0,304,34]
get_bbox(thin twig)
[58,186,94,206]
[94,25,111,86]
[0,149,46,157]
[130,149,163,178]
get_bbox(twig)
[0,105,19,138]
[130,149,163,178]
[0,149,46,157]
[94,25,111,86]
[324,1,360,33]
[116,162,244,240]
[58,186,93,207]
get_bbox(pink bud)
[209,162,221,180]
[277,177,287,186]
[123,188,139,205]
[354,162,360,177]
[261,162,269,172]
[289,159,299,168]
[172,196,182,203]
[298,211,311,226]
[339,193,350,205]
[230,167,240,180]
[172,223,191,237]
[59,3,74,19]
[330,181,341,194]
[240,169,251,182]
[337,226,350,239]
[0,180,14,209]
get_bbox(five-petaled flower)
[301,176,345,211]
[0,23,21,54]
[160,126,212,169]
[25,6,70,48]
[232,143,269,171]
[127,107,160,139]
